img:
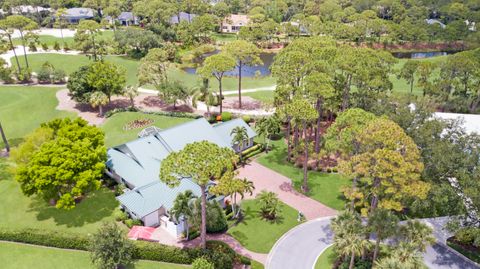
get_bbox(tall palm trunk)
[0,122,9,153]
[7,34,21,73]
[238,60,242,108]
[200,185,207,249]
[218,76,223,114]
[349,252,355,269]
[302,120,309,193]
[19,31,29,68]
[373,239,380,262]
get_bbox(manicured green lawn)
[11,54,276,90]
[212,32,239,42]
[227,199,299,253]
[314,245,335,269]
[12,30,115,49]
[101,112,193,147]
[256,139,349,210]
[0,86,74,147]
[226,90,275,105]
[0,241,190,269]
[0,165,118,234]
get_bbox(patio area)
[127,225,181,247]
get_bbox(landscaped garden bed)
[447,232,480,264]
[123,118,155,130]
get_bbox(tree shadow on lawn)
[27,188,118,228]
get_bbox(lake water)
[184,50,457,77]
[183,52,275,77]
[391,51,458,59]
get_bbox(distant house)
[425,19,446,29]
[117,12,139,26]
[434,112,480,135]
[221,14,249,33]
[63,8,95,23]
[105,118,256,237]
[169,12,197,24]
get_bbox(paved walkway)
[238,161,337,220]
[267,217,480,269]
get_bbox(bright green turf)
[0,86,74,147]
[0,241,190,269]
[11,54,276,90]
[101,112,193,147]
[226,90,275,105]
[0,167,118,234]
[314,245,335,269]
[227,198,299,253]
[256,139,349,210]
[212,32,239,42]
[251,260,265,269]
[12,30,114,49]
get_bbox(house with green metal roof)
[105,118,256,237]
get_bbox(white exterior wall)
[142,211,160,227]
[160,215,185,237]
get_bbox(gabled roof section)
[117,179,202,218]
[65,7,94,18]
[155,118,230,152]
[213,119,257,146]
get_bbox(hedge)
[242,144,265,159]
[0,228,90,251]
[105,107,202,119]
[0,228,252,268]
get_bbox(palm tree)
[335,232,370,269]
[375,256,404,269]
[256,115,281,153]
[123,85,139,108]
[391,242,425,269]
[234,178,255,218]
[89,91,109,116]
[171,190,196,240]
[399,220,436,252]
[191,85,218,116]
[230,126,249,163]
[331,210,369,268]
[256,191,281,220]
[368,209,399,262]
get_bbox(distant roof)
[118,11,135,21]
[65,7,94,18]
[213,119,257,146]
[434,112,480,135]
[117,180,202,218]
[170,12,197,24]
[12,5,51,14]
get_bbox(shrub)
[124,219,134,228]
[41,43,48,51]
[206,201,228,233]
[192,257,214,269]
[455,227,480,247]
[204,241,236,269]
[53,41,61,51]
[104,108,202,119]
[52,69,66,83]
[0,67,14,84]
[221,112,232,121]
[63,43,70,51]
[132,219,142,226]
[242,115,251,123]
[15,68,32,83]
[114,208,128,222]
[0,228,90,251]
[114,184,126,196]
[36,68,51,83]
[133,240,194,264]
[28,42,37,52]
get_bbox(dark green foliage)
[338,258,372,269]
[192,200,228,233]
[104,108,202,119]
[0,228,91,251]
[114,27,163,58]
[90,222,135,269]
[14,68,32,83]
[67,65,95,103]
[53,41,60,51]
[41,43,48,51]
[454,227,480,247]
[52,69,66,83]
[132,240,195,264]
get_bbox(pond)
[391,51,458,59]
[183,52,275,77]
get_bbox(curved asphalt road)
[266,217,480,269]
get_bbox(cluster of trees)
[67,60,131,116]
[332,209,435,269]
[10,118,106,210]
[399,48,480,113]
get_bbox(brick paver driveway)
[238,161,337,220]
